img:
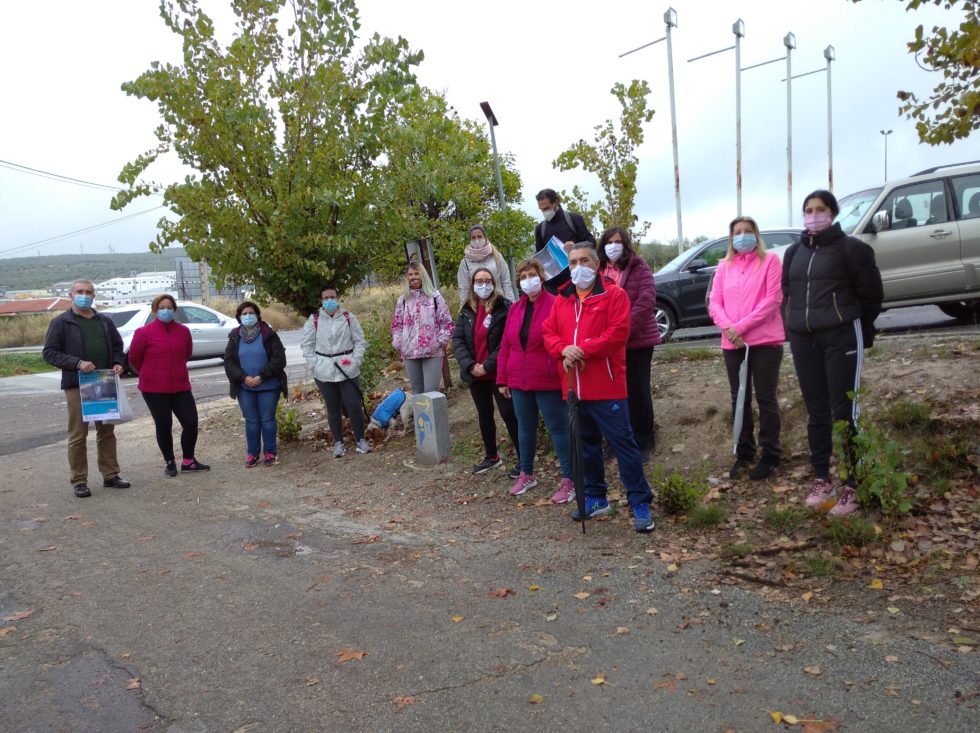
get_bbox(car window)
[695,240,728,268]
[105,310,139,328]
[179,306,222,325]
[837,188,881,234]
[951,173,980,220]
[763,232,798,248]
[877,180,947,229]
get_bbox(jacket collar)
[557,271,608,299]
[802,222,843,249]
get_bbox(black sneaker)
[164,461,178,478]
[472,455,503,475]
[729,458,751,479]
[74,483,92,498]
[506,465,521,480]
[181,459,210,472]
[749,457,781,481]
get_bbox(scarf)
[240,324,261,344]
[465,239,493,262]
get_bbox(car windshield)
[106,310,139,328]
[836,188,882,234]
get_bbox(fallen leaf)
[646,607,659,615]
[256,501,270,508]
[770,711,784,724]
[304,677,318,686]
[242,542,261,551]
[489,588,515,598]
[802,592,814,602]
[454,495,477,504]
[351,534,381,544]
[869,578,884,590]
[784,714,800,724]
[182,551,202,559]
[137,535,155,542]
[545,613,558,622]
[733,638,745,646]
[957,645,974,654]
[120,652,131,659]
[2,609,35,622]
[590,674,606,685]
[37,545,58,553]
[0,627,15,637]
[574,592,591,600]
[804,665,822,676]
[886,607,901,615]
[393,695,416,708]
[336,648,367,663]
[884,686,900,697]
[614,626,630,635]
[706,678,716,685]
[666,563,679,572]
[63,515,82,521]
[451,615,464,623]
[653,677,677,692]
[885,655,898,663]
[126,678,141,690]
[528,694,544,704]
[582,575,593,581]
[528,585,541,591]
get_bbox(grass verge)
[0,352,54,377]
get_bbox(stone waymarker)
[412,392,450,464]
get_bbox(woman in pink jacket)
[128,294,210,477]
[496,260,574,503]
[391,263,454,395]
[708,217,784,481]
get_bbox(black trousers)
[723,345,783,462]
[315,378,365,443]
[141,390,199,463]
[625,347,655,451]
[789,322,863,479]
[468,379,519,460]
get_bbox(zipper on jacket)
[832,292,843,323]
[804,247,817,332]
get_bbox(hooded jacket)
[781,222,883,339]
[495,291,562,392]
[542,275,631,400]
[709,250,784,349]
[301,308,367,383]
[452,296,511,385]
[224,322,288,399]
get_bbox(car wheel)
[655,303,677,341]
[937,300,980,322]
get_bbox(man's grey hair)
[71,279,95,293]
[569,242,598,262]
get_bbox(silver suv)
[831,161,980,320]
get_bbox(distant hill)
[0,249,188,292]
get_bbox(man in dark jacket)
[42,279,130,498]
[534,189,596,293]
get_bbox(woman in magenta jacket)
[128,294,210,477]
[496,260,574,503]
[708,216,784,481]
[597,227,660,463]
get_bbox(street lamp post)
[480,101,513,282]
[620,7,683,254]
[880,129,893,181]
[824,45,835,191]
[733,19,744,214]
[784,32,796,226]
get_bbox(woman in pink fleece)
[708,217,784,481]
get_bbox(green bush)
[653,464,707,515]
[276,399,302,443]
[834,416,913,517]
[357,311,397,394]
[686,504,728,529]
[882,398,931,432]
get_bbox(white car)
[102,301,235,366]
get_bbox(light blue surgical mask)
[240,313,258,328]
[73,294,94,310]
[322,299,339,313]
[157,308,174,323]
[732,233,757,253]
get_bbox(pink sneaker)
[829,486,860,516]
[550,477,575,504]
[509,472,538,496]
[805,478,836,507]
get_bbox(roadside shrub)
[276,400,302,443]
[834,411,912,518]
[686,503,728,529]
[357,312,397,394]
[653,465,707,515]
[0,313,58,348]
[209,296,305,331]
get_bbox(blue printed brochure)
[530,235,570,281]
[79,369,120,422]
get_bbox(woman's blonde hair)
[405,262,435,298]
[467,267,500,313]
[725,216,767,262]
[515,258,546,282]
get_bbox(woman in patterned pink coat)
[391,263,454,394]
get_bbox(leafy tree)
[552,80,655,241]
[857,0,980,144]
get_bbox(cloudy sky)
[0,0,973,260]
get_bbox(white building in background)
[94,271,177,305]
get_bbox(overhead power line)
[0,206,169,257]
[0,158,164,196]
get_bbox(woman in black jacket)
[452,267,520,477]
[224,301,288,467]
[782,190,883,516]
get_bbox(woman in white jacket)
[457,224,515,305]
[301,284,370,458]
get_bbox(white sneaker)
[333,441,346,458]
[356,438,372,454]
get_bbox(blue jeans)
[238,388,280,456]
[578,398,653,509]
[511,388,571,478]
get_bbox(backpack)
[536,208,576,245]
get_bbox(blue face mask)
[73,294,94,310]
[240,313,258,328]
[322,298,339,313]
[157,308,174,323]
[732,233,757,253]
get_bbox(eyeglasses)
[473,279,494,285]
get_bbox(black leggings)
[469,379,519,460]
[141,390,199,463]
[625,347,655,451]
[315,378,365,442]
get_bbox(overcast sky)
[0,0,973,261]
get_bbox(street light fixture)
[620,7,684,254]
[480,101,512,280]
[880,129,893,181]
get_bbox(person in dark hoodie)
[224,301,288,467]
[782,189,883,517]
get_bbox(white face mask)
[570,265,597,289]
[604,243,624,262]
[520,276,542,295]
[473,283,494,300]
[470,237,486,246]
[542,208,556,222]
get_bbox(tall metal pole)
[784,32,796,226]
[480,101,511,281]
[824,45,835,191]
[734,20,745,215]
[664,9,683,253]
[880,129,893,181]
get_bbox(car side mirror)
[870,210,890,234]
[687,258,709,272]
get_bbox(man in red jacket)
[542,243,655,533]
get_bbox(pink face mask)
[803,211,833,233]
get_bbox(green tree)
[857,0,980,144]
[552,80,655,241]
[112,0,426,310]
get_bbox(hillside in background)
[0,249,188,292]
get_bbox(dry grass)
[208,297,306,331]
[0,313,59,348]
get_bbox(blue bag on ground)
[370,388,406,428]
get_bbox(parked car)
[102,300,235,370]
[653,229,802,340]
[805,161,980,321]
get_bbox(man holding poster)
[43,279,131,498]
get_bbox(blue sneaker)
[571,497,610,521]
[632,503,656,533]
